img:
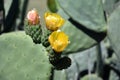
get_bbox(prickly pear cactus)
[0,31,52,80]
[46,0,120,80]
[61,21,97,54]
[58,0,106,32]
[108,5,120,60]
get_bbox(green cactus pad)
[54,70,67,80]
[47,0,58,12]
[58,0,106,32]
[103,0,119,15]
[61,21,97,54]
[41,29,51,47]
[108,6,120,59]
[0,31,52,80]
[81,74,102,80]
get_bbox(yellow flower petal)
[49,30,69,52]
[44,12,65,31]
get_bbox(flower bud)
[27,9,40,25]
[44,12,65,31]
[48,30,69,52]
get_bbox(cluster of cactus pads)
[24,9,71,70]
[1,0,120,80]
[47,0,120,80]
[0,9,72,80]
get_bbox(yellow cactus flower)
[44,12,65,31]
[27,9,40,25]
[48,30,69,52]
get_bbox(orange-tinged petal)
[44,12,65,31]
[49,30,69,52]
[27,9,40,25]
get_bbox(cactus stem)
[96,44,104,78]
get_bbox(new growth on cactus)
[27,9,40,25]
[24,9,71,70]
[24,9,42,44]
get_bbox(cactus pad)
[0,31,52,80]
[41,29,51,47]
[81,74,102,80]
[108,6,120,59]
[24,21,42,44]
